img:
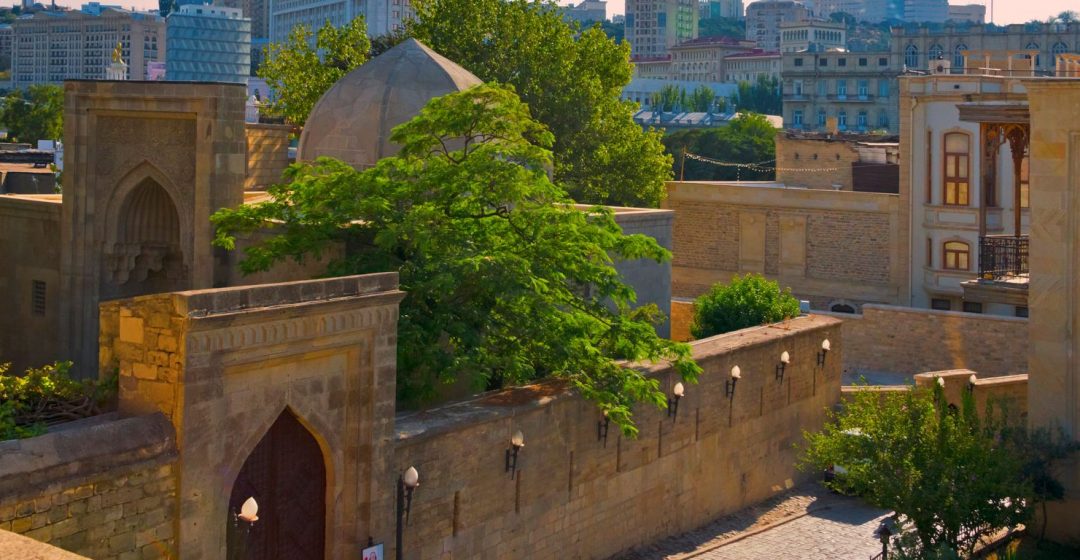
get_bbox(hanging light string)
[683,152,847,173]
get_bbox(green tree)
[409,0,672,207]
[698,16,744,39]
[0,85,63,144]
[652,84,682,112]
[258,18,371,125]
[689,84,715,112]
[662,112,777,181]
[580,19,625,43]
[211,85,700,436]
[732,74,782,115]
[800,385,1038,557]
[690,274,799,338]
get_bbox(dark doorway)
[228,409,326,560]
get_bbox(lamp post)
[597,411,610,446]
[776,351,790,383]
[968,373,977,394]
[505,430,525,478]
[873,519,893,560]
[228,497,258,560]
[817,339,831,367]
[396,466,420,560]
[667,382,685,420]
[725,366,741,399]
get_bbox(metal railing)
[978,235,1029,279]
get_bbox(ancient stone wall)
[665,181,905,311]
[0,414,178,559]
[824,304,1028,378]
[913,370,1028,419]
[775,134,859,190]
[394,315,843,560]
[244,123,291,191]
[0,195,62,373]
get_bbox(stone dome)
[297,39,483,168]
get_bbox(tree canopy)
[662,113,777,181]
[408,0,672,207]
[212,85,700,436]
[690,274,800,338]
[0,85,63,144]
[731,75,782,115]
[257,17,371,125]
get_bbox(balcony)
[978,235,1028,279]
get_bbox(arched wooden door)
[228,409,326,560]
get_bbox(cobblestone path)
[612,483,890,560]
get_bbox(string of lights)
[683,152,847,173]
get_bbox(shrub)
[0,361,116,440]
[690,274,801,338]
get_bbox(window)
[878,111,889,128]
[954,44,968,69]
[1020,155,1030,208]
[857,111,867,129]
[926,238,933,267]
[794,57,804,67]
[878,79,889,98]
[793,80,803,96]
[943,132,971,205]
[1015,306,1029,318]
[838,58,847,67]
[857,79,869,98]
[962,301,983,314]
[836,80,847,97]
[819,58,828,67]
[859,57,867,66]
[837,110,847,129]
[943,241,971,271]
[817,80,827,96]
[1053,42,1069,71]
[931,298,952,311]
[905,44,919,68]
[793,110,804,126]
[879,57,888,66]
[817,109,827,126]
[1026,42,1040,67]
[929,43,944,62]
[830,304,855,313]
[32,280,46,315]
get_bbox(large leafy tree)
[662,113,777,181]
[800,384,1040,557]
[257,17,371,125]
[0,85,63,144]
[409,0,672,207]
[690,274,800,338]
[212,85,700,435]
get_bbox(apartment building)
[744,0,810,52]
[781,50,902,133]
[667,36,755,80]
[902,0,947,23]
[562,0,607,24]
[723,49,780,81]
[947,4,985,24]
[779,19,845,52]
[699,0,743,19]
[166,4,251,83]
[11,8,164,88]
[814,0,895,22]
[893,22,1080,75]
[626,0,699,59]
[270,0,413,43]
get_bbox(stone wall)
[0,414,178,559]
[244,123,291,190]
[0,194,62,372]
[665,181,905,311]
[608,207,674,338]
[394,315,843,559]
[913,370,1028,419]
[824,304,1028,378]
[775,134,859,190]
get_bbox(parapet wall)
[825,304,1028,378]
[245,123,291,190]
[394,314,843,559]
[0,414,177,559]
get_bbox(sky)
[26,0,1080,24]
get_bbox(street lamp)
[968,373,977,394]
[873,519,893,560]
[505,430,525,478]
[228,496,258,560]
[725,365,741,399]
[817,339,831,367]
[667,382,685,420]
[396,466,420,560]
[597,410,610,446]
[776,351,790,383]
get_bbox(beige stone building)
[667,36,755,81]
[723,48,781,82]
[779,19,845,53]
[782,49,902,133]
[946,4,985,24]
[11,8,164,88]
[774,131,899,192]
[893,22,1080,75]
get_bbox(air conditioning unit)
[931,58,952,75]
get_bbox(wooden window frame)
[1020,154,1030,209]
[943,241,971,271]
[943,132,971,206]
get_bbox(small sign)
[361,543,384,560]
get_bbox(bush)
[0,361,116,440]
[690,274,800,338]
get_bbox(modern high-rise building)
[814,0,896,22]
[166,4,251,83]
[625,0,699,59]
[947,4,986,24]
[561,0,607,24]
[11,7,164,88]
[269,0,413,43]
[744,1,810,52]
[902,0,948,23]
[699,0,744,20]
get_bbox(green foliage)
[0,361,117,441]
[652,84,682,112]
[370,28,410,57]
[698,16,744,39]
[212,84,700,436]
[690,274,799,338]
[0,85,63,144]
[689,85,716,112]
[409,0,672,207]
[584,19,625,44]
[731,75,782,115]
[662,112,777,181]
[799,385,1048,557]
[258,18,371,125]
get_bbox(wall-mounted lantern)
[396,467,420,560]
[668,382,685,420]
[817,339,831,367]
[505,430,525,479]
[237,497,258,524]
[776,351,790,383]
[597,411,610,446]
[936,376,945,388]
[968,374,977,394]
[726,365,741,399]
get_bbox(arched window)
[905,44,919,69]
[1026,42,1041,67]
[830,304,855,314]
[1053,42,1069,71]
[929,43,944,62]
[943,132,971,205]
[943,241,971,270]
[954,43,968,69]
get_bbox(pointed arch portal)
[228,409,326,560]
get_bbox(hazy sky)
[29,0,1080,24]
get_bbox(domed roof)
[297,39,483,168]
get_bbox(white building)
[779,19,845,52]
[270,0,412,43]
[723,49,780,82]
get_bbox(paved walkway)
[612,483,890,560]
